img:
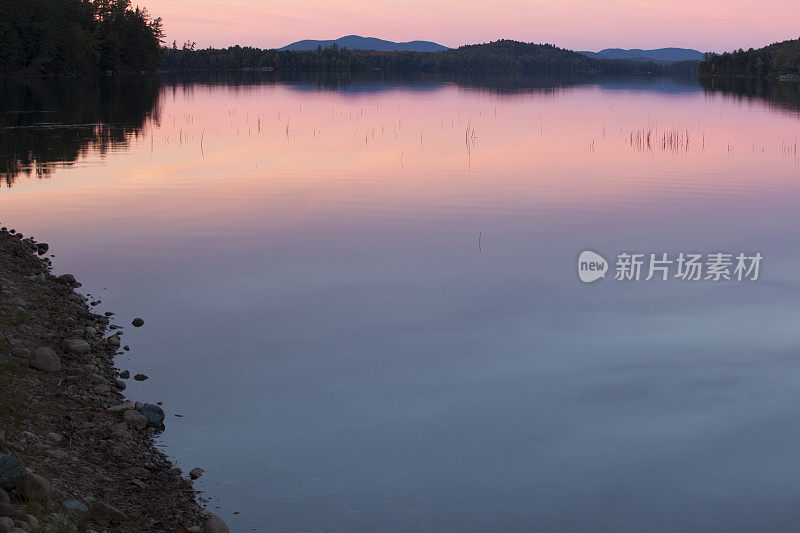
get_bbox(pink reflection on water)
[2,81,800,241]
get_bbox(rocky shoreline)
[0,227,228,532]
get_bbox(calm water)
[2,74,800,532]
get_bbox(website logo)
[578,250,609,283]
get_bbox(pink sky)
[140,0,799,53]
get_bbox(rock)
[68,293,84,303]
[0,487,8,504]
[45,432,63,444]
[0,454,23,490]
[10,347,30,360]
[131,318,144,327]
[15,469,52,502]
[5,296,27,308]
[30,347,61,372]
[114,379,126,390]
[140,403,165,429]
[124,466,150,478]
[106,401,135,413]
[0,517,14,531]
[88,501,127,524]
[189,467,204,480]
[62,499,89,513]
[19,431,38,442]
[133,373,149,381]
[35,243,48,255]
[106,336,121,348]
[44,449,69,460]
[21,514,38,531]
[109,442,129,457]
[110,422,128,439]
[56,274,77,285]
[118,370,130,379]
[123,410,147,430]
[64,338,90,355]
[0,506,24,522]
[203,514,229,533]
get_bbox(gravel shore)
[0,227,228,532]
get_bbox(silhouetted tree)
[0,0,164,75]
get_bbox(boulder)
[123,410,147,430]
[10,347,30,360]
[44,449,69,460]
[15,469,52,502]
[64,338,91,355]
[30,348,61,373]
[0,454,23,490]
[57,274,76,284]
[89,501,127,524]
[203,514,229,533]
[106,401,135,413]
[62,499,89,513]
[140,403,165,429]
[132,318,144,327]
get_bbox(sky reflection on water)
[2,75,800,531]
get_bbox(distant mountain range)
[280,35,450,52]
[579,48,705,63]
[279,38,704,63]
[163,39,701,76]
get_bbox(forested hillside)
[699,38,800,77]
[0,0,164,75]
[162,40,700,76]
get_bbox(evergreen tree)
[0,0,164,75]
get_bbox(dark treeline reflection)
[2,74,798,187]
[700,77,800,114]
[0,77,161,186]
[160,71,596,96]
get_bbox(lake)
[2,73,800,532]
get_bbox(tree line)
[699,38,800,77]
[161,40,700,76]
[0,0,164,75]
[0,0,701,79]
